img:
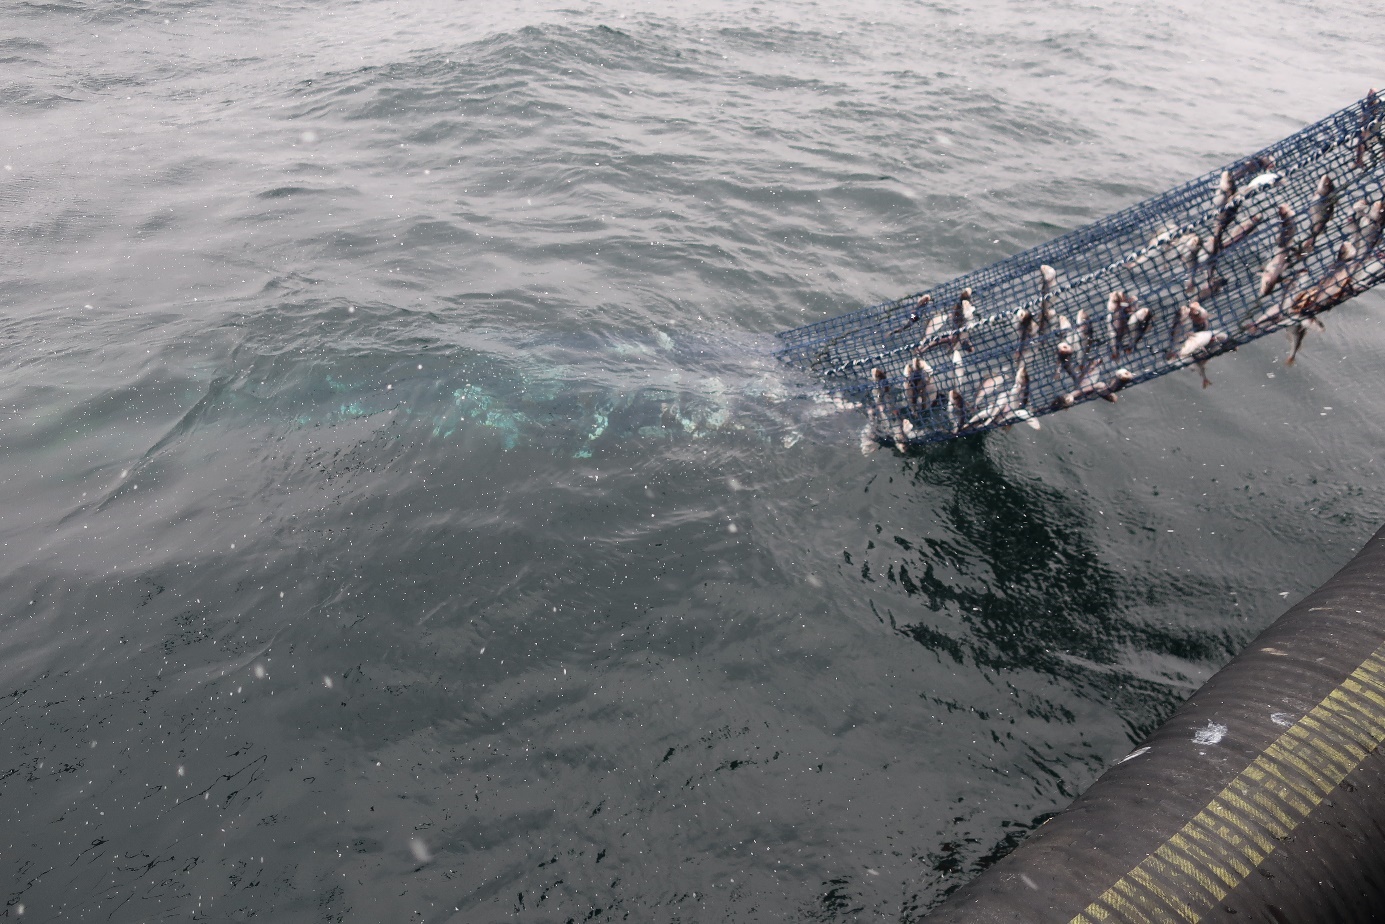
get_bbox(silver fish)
[1178,234,1209,297]
[1011,359,1035,423]
[1166,302,1190,359]
[1257,205,1297,297]
[1230,154,1275,184]
[947,389,966,435]
[890,294,932,335]
[1178,330,1217,359]
[1284,318,1325,367]
[1239,172,1281,195]
[1187,301,1209,332]
[1248,281,1300,333]
[1299,174,1336,257]
[974,374,1005,408]
[1147,227,1179,249]
[1187,274,1226,302]
[1126,305,1153,354]
[1107,291,1130,359]
[1105,368,1136,400]
[1075,307,1096,376]
[968,361,1038,430]
[901,357,937,414]
[1064,365,1111,405]
[1014,306,1037,362]
[1356,200,1384,254]
[1207,173,1242,258]
[954,288,975,326]
[1002,360,1040,430]
[950,288,975,370]
[1038,264,1058,329]
[921,314,947,341]
[869,367,892,424]
[1056,341,1078,382]
[1348,198,1371,239]
[1177,233,1204,270]
[1177,329,1228,388]
[1292,256,1359,315]
[1223,214,1264,250]
[1213,170,1236,209]
[1357,88,1380,170]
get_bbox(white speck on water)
[89,740,97,749]
[865,868,879,876]
[479,647,486,654]
[410,837,432,864]
[727,523,738,534]
[120,469,129,478]
[177,765,185,777]
[15,904,22,916]
[323,676,334,689]
[348,306,356,314]
[300,130,319,144]
[1020,874,1039,890]
[1194,722,1227,746]
[254,664,266,679]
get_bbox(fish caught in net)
[775,91,1385,448]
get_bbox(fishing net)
[775,91,1385,446]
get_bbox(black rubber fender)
[925,523,1385,923]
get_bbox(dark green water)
[2,1,1383,920]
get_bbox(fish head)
[1217,170,1235,203]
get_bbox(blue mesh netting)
[775,92,1385,446]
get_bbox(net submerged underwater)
[776,92,1385,449]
